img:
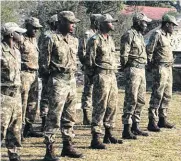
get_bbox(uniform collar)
[98,32,110,41]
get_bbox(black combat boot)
[61,140,84,158]
[147,118,160,132]
[83,109,91,125]
[43,142,60,161]
[41,116,47,132]
[158,117,174,129]
[131,122,149,136]
[90,133,106,149]
[8,150,21,161]
[103,127,123,144]
[23,122,43,138]
[122,124,137,139]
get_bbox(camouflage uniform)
[1,22,26,160]
[39,14,58,118]
[86,30,118,134]
[147,15,178,122]
[120,27,148,125]
[78,29,95,111]
[44,25,79,143]
[20,17,42,126]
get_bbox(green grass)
[1,89,181,161]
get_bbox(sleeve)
[39,36,53,76]
[0,50,9,82]
[78,38,86,65]
[85,38,97,68]
[146,31,160,63]
[120,32,133,68]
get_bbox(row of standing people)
[1,10,178,161]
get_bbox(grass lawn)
[1,89,181,161]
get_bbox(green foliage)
[84,1,124,14]
[1,1,19,24]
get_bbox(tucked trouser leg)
[44,75,83,159]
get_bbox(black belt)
[21,67,37,73]
[95,68,114,74]
[1,86,18,97]
[127,63,145,69]
[159,63,172,67]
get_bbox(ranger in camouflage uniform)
[120,13,151,139]
[86,14,122,149]
[20,17,43,139]
[42,11,83,161]
[147,14,178,132]
[1,22,26,161]
[78,14,102,125]
[38,14,58,132]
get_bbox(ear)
[166,22,169,28]
[10,33,13,38]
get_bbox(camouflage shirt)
[78,29,96,65]
[38,30,56,74]
[44,33,79,72]
[120,28,147,67]
[1,42,21,87]
[146,28,173,64]
[20,35,39,70]
[85,32,117,70]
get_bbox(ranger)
[1,22,26,161]
[147,14,178,132]
[120,12,151,139]
[86,14,123,149]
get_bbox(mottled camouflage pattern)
[44,33,78,142]
[122,67,146,124]
[86,33,118,134]
[92,73,118,134]
[81,73,93,110]
[21,71,38,125]
[147,28,174,120]
[149,66,172,120]
[45,74,76,141]
[86,33,117,70]
[147,29,173,64]
[1,42,21,87]
[78,29,95,110]
[44,33,78,72]
[120,28,147,125]
[120,28,147,67]
[1,92,22,148]
[20,35,39,70]
[20,35,39,125]
[38,30,56,117]
[1,42,22,149]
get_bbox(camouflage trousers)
[44,73,77,143]
[149,66,172,120]
[91,72,118,134]
[40,77,49,117]
[1,88,22,151]
[21,71,38,125]
[81,72,93,110]
[122,67,146,125]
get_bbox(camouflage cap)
[58,11,80,23]
[25,17,43,28]
[90,14,102,22]
[48,14,58,23]
[133,12,152,22]
[162,14,179,26]
[97,14,118,23]
[1,22,27,36]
